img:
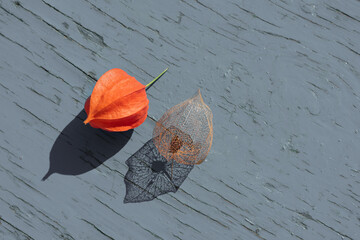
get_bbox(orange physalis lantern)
[84,68,167,132]
[153,89,213,165]
[84,68,148,132]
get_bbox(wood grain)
[0,0,359,239]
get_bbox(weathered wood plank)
[0,0,359,239]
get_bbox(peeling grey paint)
[0,0,359,239]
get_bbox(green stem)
[145,68,168,89]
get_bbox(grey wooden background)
[0,0,359,239]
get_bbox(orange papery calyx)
[84,68,168,132]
